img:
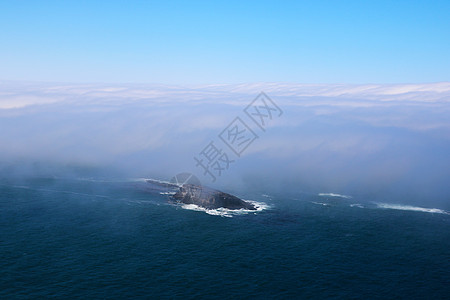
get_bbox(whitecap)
[318,193,352,199]
[180,200,269,218]
[159,192,176,195]
[133,177,180,186]
[350,203,364,208]
[74,177,122,183]
[128,177,150,182]
[312,201,331,206]
[375,203,449,215]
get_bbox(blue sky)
[1,0,449,84]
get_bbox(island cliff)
[172,184,256,210]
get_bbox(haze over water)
[1,1,450,298]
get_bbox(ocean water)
[1,176,449,299]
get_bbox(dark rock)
[172,184,256,210]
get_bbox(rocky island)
[173,184,256,210]
[144,179,256,210]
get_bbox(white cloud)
[1,81,449,206]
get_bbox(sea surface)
[1,176,449,299]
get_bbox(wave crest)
[375,203,449,215]
[318,193,352,199]
[180,200,269,217]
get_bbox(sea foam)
[318,193,352,199]
[311,201,331,206]
[375,203,449,215]
[180,200,270,217]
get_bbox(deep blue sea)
[1,176,449,299]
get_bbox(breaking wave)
[312,201,331,207]
[159,191,176,195]
[375,203,449,215]
[132,177,180,186]
[180,200,270,218]
[318,193,352,199]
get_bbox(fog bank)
[1,81,449,207]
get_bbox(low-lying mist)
[1,81,449,208]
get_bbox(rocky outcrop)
[172,184,256,210]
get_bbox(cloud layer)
[1,81,449,207]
